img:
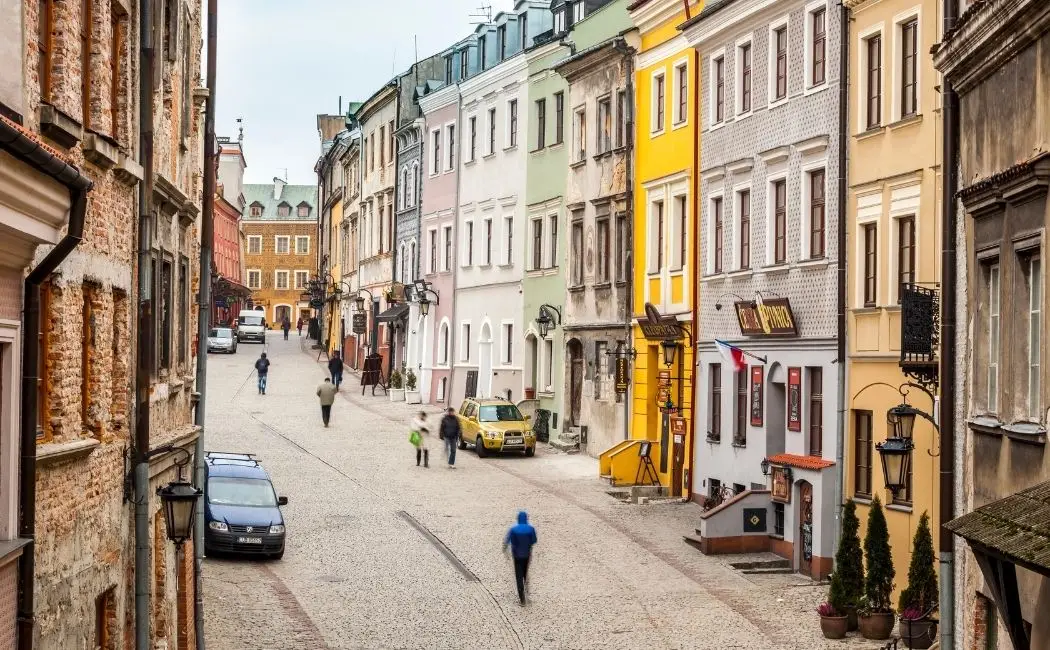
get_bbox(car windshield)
[478,405,524,423]
[239,315,264,326]
[209,328,232,338]
[207,477,277,507]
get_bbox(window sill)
[36,438,100,467]
[538,391,556,399]
[503,145,519,153]
[650,128,666,138]
[759,263,790,275]
[732,111,752,123]
[853,495,873,505]
[593,282,613,290]
[592,150,614,162]
[39,103,83,149]
[1002,421,1047,445]
[568,285,586,293]
[803,82,828,97]
[732,441,747,448]
[483,153,496,160]
[887,503,913,514]
[797,258,829,270]
[855,126,886,141]
[706,436,721,444]
[464,159,477,167]
[851,306,880,314]
[889,114,923,131]
[672,119,689,131]
[529,146,546,155]
[767,97,788,110]
[550,141,565,150]
[570,159,587,169]
[615,280,627,288]
[726,269,752,279]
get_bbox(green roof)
[946,480,1050,574]
[243,182,318,221]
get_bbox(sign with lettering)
[735,298,799,337]
[787,367,802,432]
[771,466,792,503]
[351,312,367,335]
[614,358,629,394]
[750,366,764,426]
[671,416,686,437]
[640,302,686,340]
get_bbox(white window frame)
[430,128,442,176]
[501,320,515,365]
[987,263,1000,413]
[427,227,438,274]
[1028,253,1042,417]
[461,219,474,268]
[467,116,478,162]
[446,122,456,171]
[483,217,493,266]
[548,212,559,269]
[672,59,689,128]
[274,270,290,290]
[294,270,309,289]
[572,0,584,22]
[247,235,262,254]
[647,193,665,275]
[890,6,922,123]
[530,216,544,271]
[732,182,752,271]
[764,171,788,266]
[247,269,261,289]
[767,16,790,109]
[573,105,587,162]
[650,69,666,135]
[502,215,514,266]
[858,23,886,131]
[707,48,726,130]
[803,0,830,94]
[798,160,828,261]
[554,8,565,34]
[487,107,498,156]
[734,37,754,119]
[670,191,689,272]
[460,322,472,362]
[442,225,453,272]
[295,236,310,255]
[506,98,518,149]
[855,213,880,308]
[275,235,290,255]
[706,190,725,275]
[438,318,451,366]
[887,183,920,303]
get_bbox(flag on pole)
[714,339,747,372]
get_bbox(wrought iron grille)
[899,283,939,389]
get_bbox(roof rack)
[205,451,257,460]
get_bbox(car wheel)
[475,436,487,458]
[524,447,535,457]
[271,549,285,560]
[458,437,467,450]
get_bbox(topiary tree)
[829,499,865,613]
[898,511,938,616]
[863,495,896,612]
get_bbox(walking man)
[316,377,337,427]
[297,317,304,337]
[328,351,344,389]
[281,316,291,340]
[503,511,538,605]
[254,352,270,395]
[439,407,461,468]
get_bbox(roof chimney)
[273,176,286,200]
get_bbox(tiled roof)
[766,453,835,471]
[243,183,317,221]
[946,480,1050,574]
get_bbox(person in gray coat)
[316,378,338,427]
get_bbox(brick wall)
[241,220,318,325]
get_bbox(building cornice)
[680,0,780,47]
[630,0,698,35]
[356,83,398,125]
[458,53,529,99]
[419,84,460,114]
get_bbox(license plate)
[504,438,522,445]
[236,537,262,544]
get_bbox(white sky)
[210,0,517,185]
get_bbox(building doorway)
[274,304,291,327]
[798,480,814,577]
[568,339,583,426]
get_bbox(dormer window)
[277,203,290,217]
[519,14,528,49]
[445,55,453,84]
[479,35,488,69]
[498,25,507,59]
[554,9,566,34]
[297,204,310,217]
[572,1,585,23]
[460,50,469,79]
[249,203,262,217]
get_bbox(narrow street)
[201,335,859,650]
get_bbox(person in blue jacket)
[503,511,537,605]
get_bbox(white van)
[237,310,267,343]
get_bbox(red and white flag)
[715,339,747,372]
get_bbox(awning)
[375,303,409,322]
[214,276,252,299]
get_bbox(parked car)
[236,310,266,343]
[203,452,287,559]
[207,327,237,354]
[455,398,536,457]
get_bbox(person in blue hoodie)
[503,511,537,605]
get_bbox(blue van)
[203,452,287,559]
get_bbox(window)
[445,56,453,84]
[738,191,750,269]
[773,26,788,101]
[615,213,628,282]
[531,218,543,270]
[461,323,471,361]
[900,19,918,118]
[866,34,882,128]
[275,271,289,290]
[616,89,627,147]
[596,216,610,283]
[81,0,94,128]
[504,216,514,265]
[95,586,116,650]
[544,338,554,388]
[571,219,584,285]
[714,56,725,123]
[810,7,827,87]
[82,283,96,426]
[598,96,612,153]
[548,214,558,268]
[294,270,309,289]
[389,120,395,160]
[248,236,261,254]
[572,0,584,22]
[773,180,787,263]
[554,92,565,144]
[469,117,477,161]
[479,35,487,69]
[738,43,752,114]
[519,14,528,48]
[713,197,723,273]
[709,364,722,441]
[863,223,877,306]
[278,204,290,217]
[275,236,290,254]
[673,194,687,271]
[428,229,437,273]
[443,225,453,271]
[675,62,688,124]
[431,129,441,174]
[38,0,54,101]
[652,73,665,132]
[853,410,872,498]
[809,169,826,258]
[460,50,469,79]
[508,100,518,148]
[897,216,915,300]
[498,24,507,59]
[808,367,823,456]
[734,370,747,445]
[773,502,785,536]
[379,126,386,166]
[488,108,497,154]
[247,270,261,289]
[535,98,546,149]
[440,323,450,364]
[986,263,1000,412]
[110,9,124,135]
[484,218,493,265]
[295,236,309,254]
[464,221,474,266]
[249,204,262,217]
[554,9,566,34]
[447,124,456,169]
[159,260,172,371]
[1027,255,1042,416]
[298,205,309,217]
[503,323,513,363]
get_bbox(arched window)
[412,163,421,207]
[409,241,417,282]
[439,321,450,364]
[400,168,408,209]
[399,243,406,282]
[406,165,414,208]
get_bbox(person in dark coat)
[328,352,344,389]
[439,407,461,468]
[254,352,270,395]
[296,317,304,337]
[281,317,291,340]
[503,511,538,605]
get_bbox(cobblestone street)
[201,336,868,650]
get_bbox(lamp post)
[535,304,561,338]
[354,287,379,355]
[854,382,937,500]
[660,339,680,367]
[410,279,439,318]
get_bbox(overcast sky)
[212,0,516,186]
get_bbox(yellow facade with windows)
[327,198,344,356]
[844,0,942,605]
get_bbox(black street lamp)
[875,437,915,496]
[760,458,770,476]
[409,279,439,318]
[854,382,937,498]
[157,480,201,546]
[661,339,680,367]
[887,402,919,440]
[536,304,561,338]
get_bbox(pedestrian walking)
[438,407,461,468]
[281,316,291,340]
[316,377,338,427]
[410,411,430,467]
[297,317,304,337]
[254,353,270,395]
[503,511,538,605]
[328,352,344,389]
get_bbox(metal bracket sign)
[351,312,367,335]
[614,357,629,394]
[640,303,686,340]
[735,298,799,337]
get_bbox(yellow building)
[844,0,942,603]
[625,0,701,496]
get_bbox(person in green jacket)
[316,378,337,427]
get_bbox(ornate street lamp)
[661,339,680,367]
[760,458,771,476]
[536,304,561,338]
[353,295,366,312]
[419,296,432,317]
[875,436,914,496]
[887,403,919,440]
[157,480,201,546]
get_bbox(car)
[236,309,267,343]
[455,398,536,457]
[206,327,238,354]
[203,452,288,559]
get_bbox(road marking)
[396,510,478,582]
[257,562,331,649]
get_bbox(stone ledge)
[0,538,30,567]
[39,105,83,149]
[83,132,119,169]
[36,438,100,467]
[114,154,144,186]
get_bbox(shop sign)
[614,358,629,394]
[787,367,802,432]
[771,466,792,503]
[750,366,764,426]
[640,303,685,340]
[352,312,367,335]
[310,298,324,309]
[671,417,686,437]
[735,298,799,337]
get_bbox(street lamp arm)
[539,304,562,323]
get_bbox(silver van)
[237,310,266,343]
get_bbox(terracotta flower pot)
[819,615,849,640]
[899,618,938,649]
[859,611,896,640]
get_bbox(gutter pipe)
[688,44,700,497]
[833,0,850,559]
[613,38,635,444]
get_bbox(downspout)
[614,38,635,443]
[833,0,850,560]
[938,0,959,646]
[389,83,403,379]
[448,85,464,401]
[5,120,93,650]
[135,0,157,646]
[193,0,218,646]
[688,45,700,497]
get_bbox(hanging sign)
[614,358,629,394]
[351,312,367,335]
[771,466,792,503]
[640,303,686,340]
[750,366,764,426]
[787,367,802,432]
[735,298,799,337]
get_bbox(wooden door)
[569,341,583,426]
[799,480,813,577]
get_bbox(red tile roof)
[766,453,835,471]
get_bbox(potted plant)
[816,602,848,640]
[859,495,896,640]
[405,368,421,404]
[388,368,405,401]
[898,512,939,649]
[828,499,865,631]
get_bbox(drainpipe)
[192,0,218,647]
[614,37,635,444]
[687,45,701,498]
[448,85,464,401]
[938,0,959,646]
[134,0,157,646]
[5,119,93,650]
[833,0,850,560]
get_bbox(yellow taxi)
[456,398,536,457]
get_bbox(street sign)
[351,312,367,334]
[614,358,629,394]
[310,298,323,309]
